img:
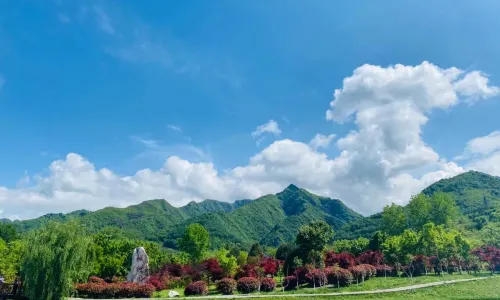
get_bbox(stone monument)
[127,247,150,284]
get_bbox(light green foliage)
[236,251,248,266]
[332,237,369,256]
[0,238,23,281]
[21,221,92,300]
[214,249,238,277]
[382,203,407,235]
[407,194,432,229]
[429,192,459,226]
[177,223,210,263]
[479,222,500,247]
[296,221,334,254]
[264,246,277,258]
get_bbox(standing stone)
[127,247,150,284]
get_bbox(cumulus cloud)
[458,131,500,176]
[309,133,336,149]
[251,120,281,137]
[1,62,499,220]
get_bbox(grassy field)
[256,276,500,299]
[154,273,496,298]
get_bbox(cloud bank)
[1,62,499,220]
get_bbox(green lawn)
[154,273,495,298]
[256,276,500,299]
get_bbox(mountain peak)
[284,184,300,192]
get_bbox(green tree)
[479,223,500,248]
[296,220,334,262]
[21,221,92,300]
[0,223,19,243]
[248,243,263,257]
[177,223,210,263]
[382,203,407,235]
[214,249,238,277]
[236,251,248,266]
[407,194,432,229]
[429,192,459,225]
[276,243,295,261]
[0,238,23,282]
[369,231,388,251]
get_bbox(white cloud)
[457,131,500,176]
[1,62,499,219]
[167,124,182,133]
[309,133,336,149]
[453,71,500,103]
[252,120,281,138]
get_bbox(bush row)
[75,282,155,298]
[185,277,277,295]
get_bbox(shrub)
[88,276,105,283]
[148,275,166,291]
[167,276,183,289]
[237,277,260,294]
[357,251,384,265]
[282,276,298,291]
[203,258,224,281]
[184,281,208,296]
[305,269,327,287]
[375,264,393,277]
[236,264,257,279]
[324,252,355,269]
[260,257,280,276]
[75,282,155,298]
[216,278,237,295]
[260,277,276,292]
[359,264,376,278]
[294,266,310,284]
[325,267,353,287]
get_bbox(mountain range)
[3,171,500,248]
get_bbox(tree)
[0,223,19,243]
[296,221,334,261]
[429,192,459,226]
[407,194,432,229]
[369,231,388,251]
[21,221,92,300]
[0,238,23,282]
[214,249,238,277]
[248,243,263,258]
[276,243,295,261]
[382,203,407,235]
[178,223,210,263]
[236,251,248,266]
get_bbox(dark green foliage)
[21,221,92,300]
[0,223,19,243]
[296,221,334,264]
[248,243,263,257]
[276,243,295,261]
[368,231,388,251]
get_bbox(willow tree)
[21,221,92,300]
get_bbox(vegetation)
[177,223,210,263]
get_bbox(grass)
[154,273,496,298]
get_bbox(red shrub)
[260,277,276,292]
[184,281,208,296]
[167,276,183,289]
[357,251,384,265]
[88,276,105,283]
[203,258,224,281]
[375,264,393,277]
[472,246,500,273]
[260,257,279,276]
[237,277,260,294]
[282,276,298,290]
[216,278,237,295]
[148,275,166,291]
[349,265,367,282]
[158,263,183,277]
[325,267,353,287]
[324,252,355,269]
[293,266,310,284]
[305,269,327,287]
[236,264,257,279]
[75,282,155,298]
[358,264,376,278]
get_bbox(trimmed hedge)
[75,282,155,298]
[260,277,276,292]
[216,278,237,295]
[184,281,208,296]
[237,277,260,294]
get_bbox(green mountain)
[5,185,361,248]
[336,170,500,239]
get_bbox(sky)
[1,0,500,220]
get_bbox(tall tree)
[177,223,210,263]
[406,194,432,229]
[21,221,92,300]
[382,203,407,235]
[276,243,295,261]
[429,192,459,226]
[248,243,263,258]
[0,223,19,243]
[369,231,388,251]
[296,220,334,262]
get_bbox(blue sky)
[1,0,500,219]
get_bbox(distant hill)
[5,185,361,248]
[336,170,500,239]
